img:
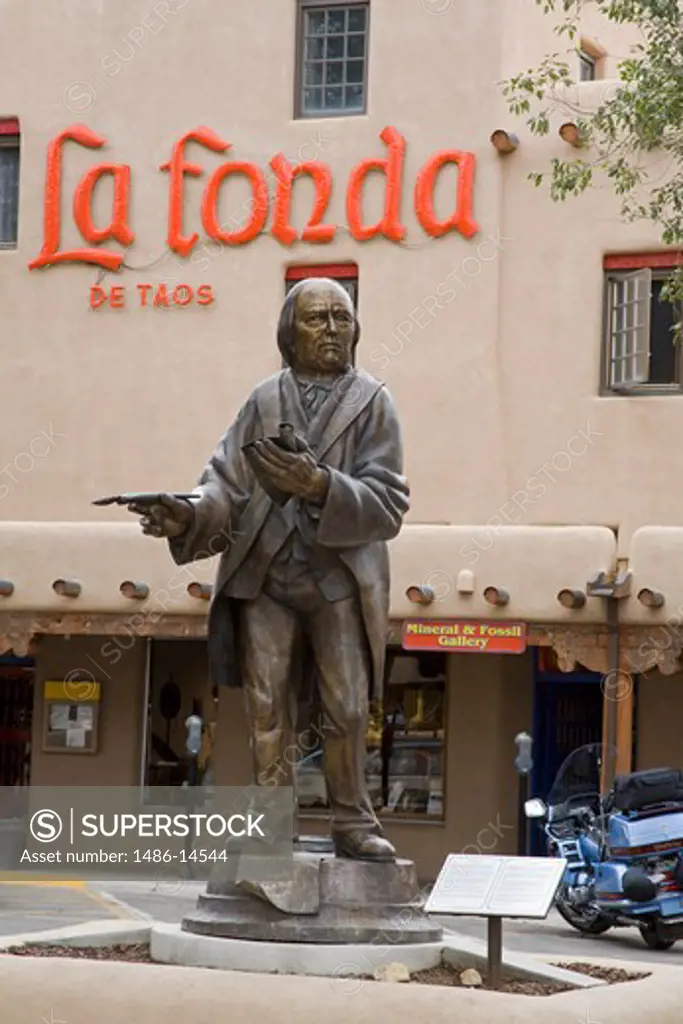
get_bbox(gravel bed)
[3,943,153,963]
[409,963,573,995]
[552,961,650,984]
[1,945,652,995]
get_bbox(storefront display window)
[296,648,446,819]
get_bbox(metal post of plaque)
[487,916,503,987]
[425,854,567,990]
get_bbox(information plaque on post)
[425,855,567,988]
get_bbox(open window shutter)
[631,268,653,383]
[609,268,652,388]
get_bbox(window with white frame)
[603,258,681,393]
[0,120,20,249]
[296,2,369,118]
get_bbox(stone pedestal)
[181,851,442,945]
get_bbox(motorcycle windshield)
[546,743,610,813]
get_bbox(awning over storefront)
[623,527,683,626]
[0,521,621,622]
[389,524,616,623]
[0,522,217,616]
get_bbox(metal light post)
[514,732,534,857]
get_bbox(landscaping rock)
[374,962,411,983]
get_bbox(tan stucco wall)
[447,651,534,865]
[31,636,147,786]
[213,688,253,790]
[0,0,670,585]
[637,671,683,772]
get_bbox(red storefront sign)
[28,124,479,272]
[402,620,527,654]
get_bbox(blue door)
[530,650,604,854]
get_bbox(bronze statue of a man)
[130,279,409,861]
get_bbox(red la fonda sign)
[402,621,528,654]
[28,124,479,279]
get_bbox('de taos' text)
[90,283,215,309]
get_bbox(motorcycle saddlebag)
[612,768,683,812]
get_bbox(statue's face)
[292,282,355,376]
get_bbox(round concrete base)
[152,921,443,976]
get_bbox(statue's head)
[277,277,360,376]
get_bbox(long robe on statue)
[169,365,410,704]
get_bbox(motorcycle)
[526,743,683,950]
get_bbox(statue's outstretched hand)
[125,493,194,539]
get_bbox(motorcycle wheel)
[556,893,613,935]
[639,924,676,951]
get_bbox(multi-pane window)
[603,257,682,393]
[0,119,20,249]
[296,2,369,118]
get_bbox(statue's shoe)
[333,832,397,862]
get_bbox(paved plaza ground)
[1,879,683,966]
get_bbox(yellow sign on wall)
[44,680,102,702]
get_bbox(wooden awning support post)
[601,597,619,793]
[597,573,634,794]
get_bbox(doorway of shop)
[142,639,217,794]
[530,648,607,855]
[0,654,34,816]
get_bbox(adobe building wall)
[30,635,147,787]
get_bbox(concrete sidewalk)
[0,882,137,936]
[0,952,680,1024]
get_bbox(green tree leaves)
[503,0,683,307]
